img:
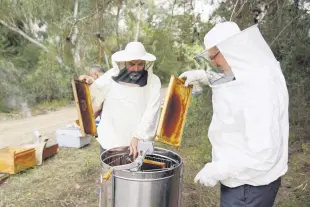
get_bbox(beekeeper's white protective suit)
[89,42,161,150]
[182,22,289,188]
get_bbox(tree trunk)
[71,0,81,69]
[134,2,141,41]
[116,0,122,50]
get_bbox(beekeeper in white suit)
[79,42,161,157]
[180,22,289,206]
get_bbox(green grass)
[35,99,70,109]
[0,139,100,207]
[31,99,71,115]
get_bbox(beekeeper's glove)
[179,70,210,87]
[194,163,218,187]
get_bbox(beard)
[112,68,148,87]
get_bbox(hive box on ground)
[43,141,59,160]
[56,127,91,148]
[23,141,47,165]
[0,147,36,174]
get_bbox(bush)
[22,52,74,106]
[182,86,213,162]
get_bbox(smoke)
[20,102,32,118]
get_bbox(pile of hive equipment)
[0,129,59,180]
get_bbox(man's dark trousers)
[220,177,281,207]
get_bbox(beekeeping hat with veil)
[193,22,241,84]
[112,42,156,62]
[110,42,156,87]
[195,21,285,85]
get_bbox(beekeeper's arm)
[132,76,161,141]
[88,70,113,112]
[195,91,283,186]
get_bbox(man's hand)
[179,70,209,87]
[79,75,94,85]
[129,137,139,158]
[194,163,219,187]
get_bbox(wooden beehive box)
[0,147,36,174]
[43,143,59,160]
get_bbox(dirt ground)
[0,106,77,149]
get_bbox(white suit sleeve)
[209,90,283,181]
[89,70,113,111]
[132,76,161,141]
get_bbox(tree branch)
[230,0,240,21]
[99,39,110,69]
[0,19,49,52]
[234,1,247,19]
[270,10,306,46]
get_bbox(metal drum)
[100,146,183,207]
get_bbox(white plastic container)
[56,127,91,148]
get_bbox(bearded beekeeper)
[180,22,289,206]
[79,42,161,157]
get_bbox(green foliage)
[22,51,73,105]
[0,0,210,110]
[0,58,21,111]
[144,29,184,82]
